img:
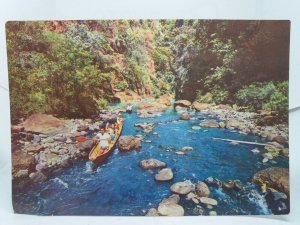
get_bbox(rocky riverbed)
[11,98,289,216]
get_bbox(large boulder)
[193,102,211,111]
[155,168,174,181]
[170,181,194,195]
[139,158,166,170]
[118,136,141,151]
[195,181,210,197]
[174,100,192,108]
[23,113,67,133]
[78,140,95,152]
[253,167,289,196]
[200,120,220,128]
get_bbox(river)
[12,106,289,215]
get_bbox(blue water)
[13,107,288,215]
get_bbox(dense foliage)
[6,20,289,122]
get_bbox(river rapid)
[13,105,289,216]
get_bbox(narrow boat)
[89,122,123,164]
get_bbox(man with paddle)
[95,127,111,155]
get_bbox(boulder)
[15,169,29,179]
[170,181,194,195]
[199,197,218,206]
[11,125,24,133]
[137,102,168,112]
[272,135,288,144]
[24,143,43,153]
[60,155,71,168]
[200,120,220,128]
[253,167,289,196]
[139,158,166,170]
[78,140,95,152]
[226,119,242,129]
[181,146,193,151]
[180,113,190,120]
[155,168,174,181]
[193,102,211,111]
[118,136,141,151]
[145,208,159,216]
[53,135,67,142]
[222,180,235,190]
[23,113,66,133]
[157,94,172,106]
[29,171,47,183]
[32,134,41,143]
[204,177,222,187]
[157,203,184,216]
[174,100,192,108]
[12,150,35,175]
[195,181,210,197]
[160,194,180,205]
[219,121,226,128]
[209,211,218,216]
[77,125,89,132]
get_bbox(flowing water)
[13,106,289,215]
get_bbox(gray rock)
[181,146,193,151]
[170,181,194,195]
[160,194,180,205]
[199,197,218,206]
[29,171,47,183]
[60,155,71,168]
[191,126,201,130]
[209,211,217,216]
[139,158,166,170]
[32,134,41,143]
[219,121,226,128]
[155,168,174,181]
[53,135,67,142]
[118,136,141,151]
[195,181,210,197]
[78,140,95,152]
[180,112,190,120]
[15,169,29,178]
[200,120,220,128]
[145,208,159,216]
[157,203,184,216]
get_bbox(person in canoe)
[108,123,116,141]
[95,127,111,155]
[126,103,133,113]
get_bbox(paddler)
[96,127,111,155]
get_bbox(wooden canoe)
[88,122,123,165]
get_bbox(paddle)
[75,136,97,142]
